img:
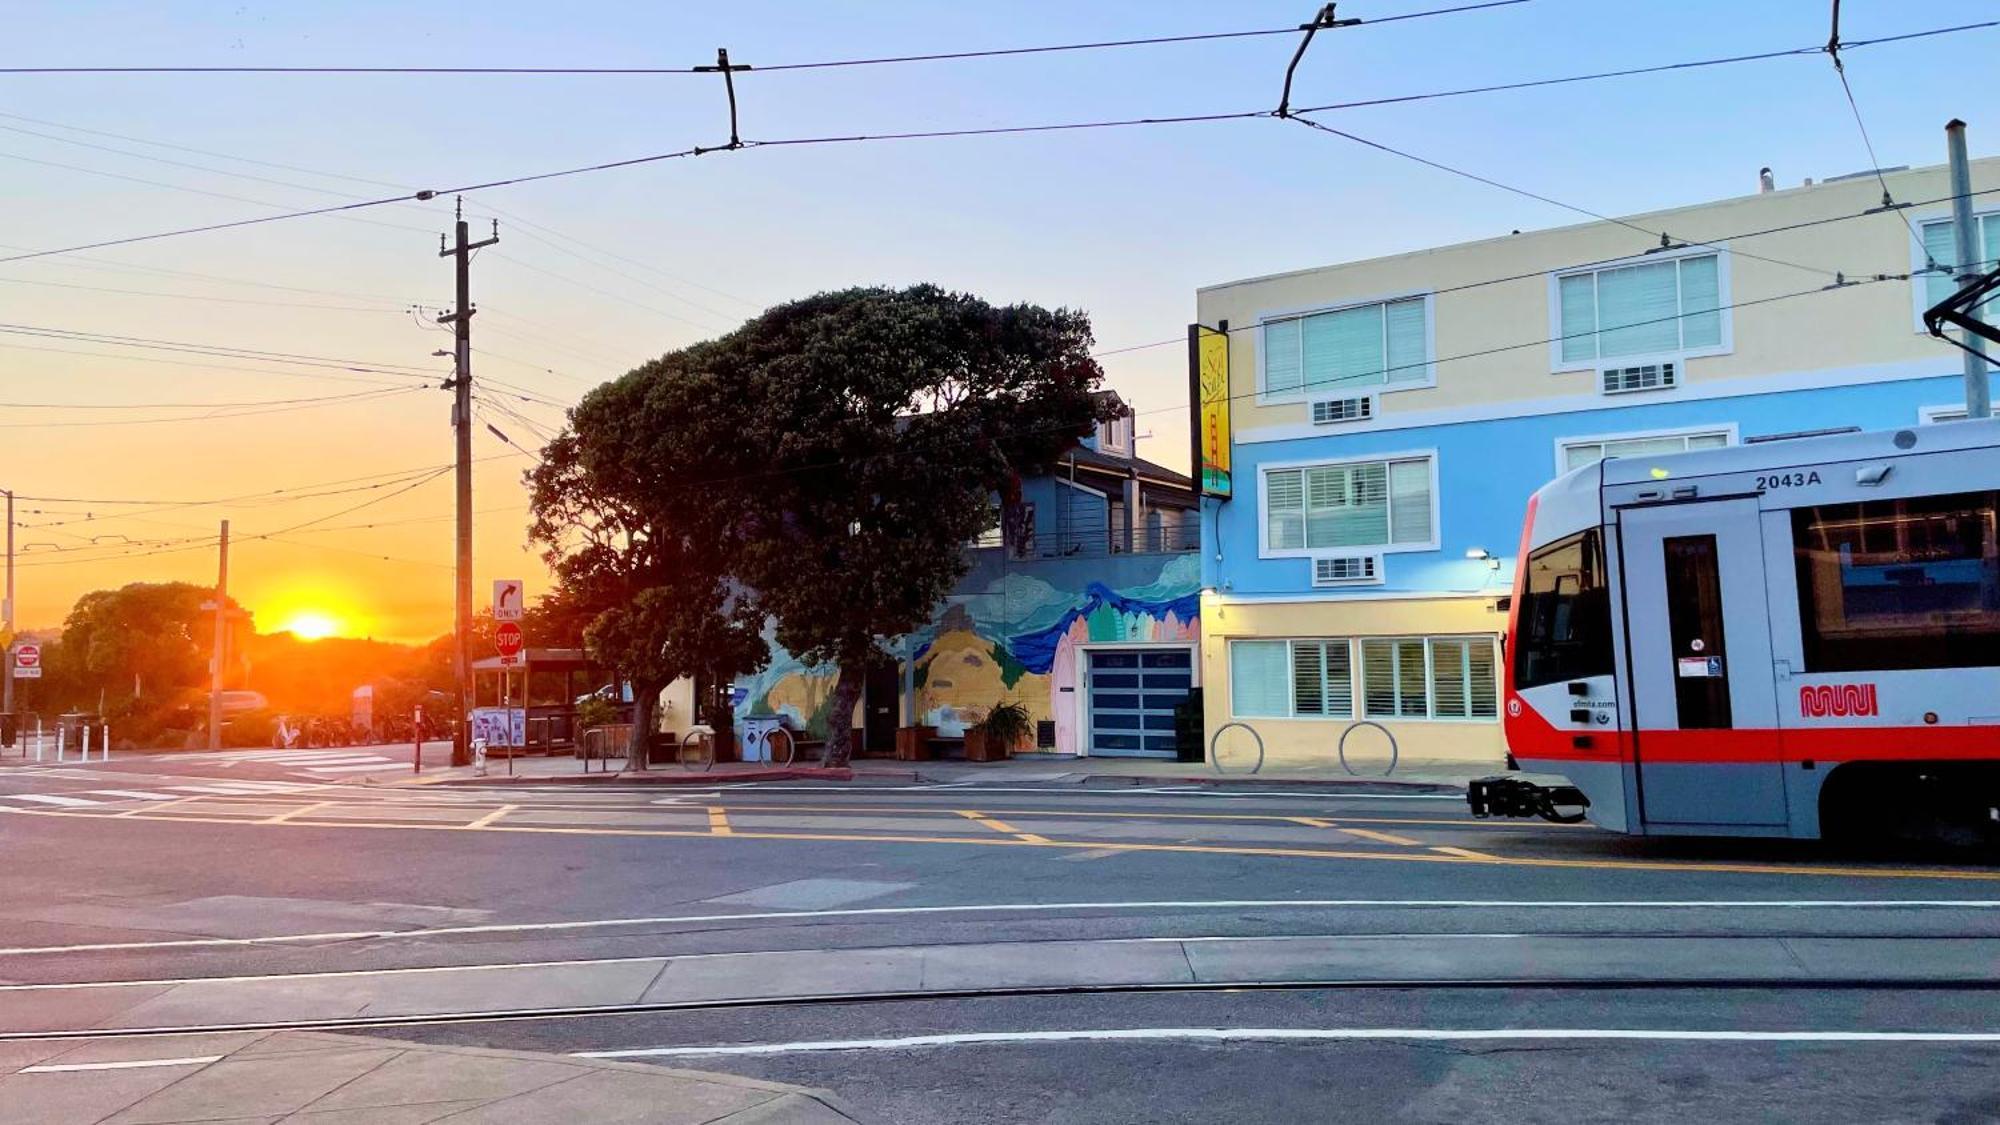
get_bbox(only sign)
[494,621,525,666]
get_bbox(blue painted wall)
[1206,375,1967,598]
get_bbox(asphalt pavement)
[1,744,1997,1122]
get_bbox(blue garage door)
[1087,648,1192,758]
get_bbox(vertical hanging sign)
[1187,322,1231,497]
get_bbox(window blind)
[1230,641,1290,718]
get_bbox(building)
[1193,157,2000,768]
[736,392,1204,757]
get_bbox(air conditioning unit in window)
[1600,361,1677,394]
[1313,554,1382,587]
[1311,394,1376,425]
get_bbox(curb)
[426,766,858,786]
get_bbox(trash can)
[0,713,16,749]
[58,712,101,750]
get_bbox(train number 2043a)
[1756,470,1822,490]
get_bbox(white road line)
[87,791,183,801]
[579,1026,2000,1059]
[4,794,103,807]
[303,763,399,774]
[20,1055,222,1073]
[0,898,1995,958]
[167,785,277,795]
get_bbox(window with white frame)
[1265,456,1433,553]
[1920,214,2000,328]
[1262,296,1428,399]
[1359,636,1498,721]
[1228,638,1354,719]
[1920,405,2000,424]
[1556,253,1724,366]
[1560,429,1730,472]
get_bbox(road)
[1,745,1997,1123]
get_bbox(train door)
[1618,497,1789,828]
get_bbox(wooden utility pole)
[438,198,498,767]
[207,519,229,751]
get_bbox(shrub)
[975,700,1033,749]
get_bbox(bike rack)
[1337,720,1399,776]
[1209,721,1265,776]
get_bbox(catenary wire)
[0,19,1986,267]
[0,3,1525,74]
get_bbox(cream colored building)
[1194,158,2000,769]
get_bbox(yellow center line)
[707,801,1574,831]
[263,801,334,825]
[464,804,518,830]
[1289,817,1337,829]
[955,809,1053,845]
[708,807,733,836]
[1340,827,1426,847]
[8,805,1998,883]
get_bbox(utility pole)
[207,519,229,751]
[439,198,498,768]
[1947,119,1992,420]
[3,488,13,726]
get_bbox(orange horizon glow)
[276,610,343,641]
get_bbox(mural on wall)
[737,553,1200,750]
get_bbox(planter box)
[963,729,1015,763]
[895,725,936,761]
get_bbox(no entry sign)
[494,622,524,666]
[12,643,41,679]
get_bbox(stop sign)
[494,622,524,662]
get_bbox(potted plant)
[965,701,1030,763]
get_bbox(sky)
[3,0,1995,643]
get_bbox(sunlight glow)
[279,610,342,641]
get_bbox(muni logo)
[1798,683,1877,718]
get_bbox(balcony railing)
[975,521,1200,559]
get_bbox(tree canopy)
[531,283,1111,765]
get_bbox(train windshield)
[1514,528,1614,689]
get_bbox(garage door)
[1086,648,1193,758]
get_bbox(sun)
[279,611,342,641]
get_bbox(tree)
[526,346,769,750]
[58,582,242,710]
[727,285,1113,765]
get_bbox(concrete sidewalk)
[0,1030,857,1124]
[10,935,2000,1040]
[398,750,1492,792]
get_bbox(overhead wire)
[0,16,1985,270]
[0,2,1526,75]
[0,386,418,428]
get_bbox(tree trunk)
[821,662,865,767]
[629,676,666,770]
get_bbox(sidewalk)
[397,749,1494,792]
[0,1030,857,1124]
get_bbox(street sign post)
[494,621,524,667]
[492,579,524,622]
[13,643,41,680]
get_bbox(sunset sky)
[5,1,1994,643]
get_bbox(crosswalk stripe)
[168,785,273,795]
[88,790,183,801]
[7,794,101,807]
[303,763,399,773]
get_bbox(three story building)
[1194,157,1999,768]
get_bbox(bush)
[575,697,620,730]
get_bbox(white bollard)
[56,724,65,762]
[99,724,110,761]
[81,724,90,761]
[473,737,488,777]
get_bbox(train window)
[1514,528,1614,690]
[1793,490,2000,672]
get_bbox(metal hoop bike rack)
[1208,721,1265,776]
[1337,719,1399,776]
